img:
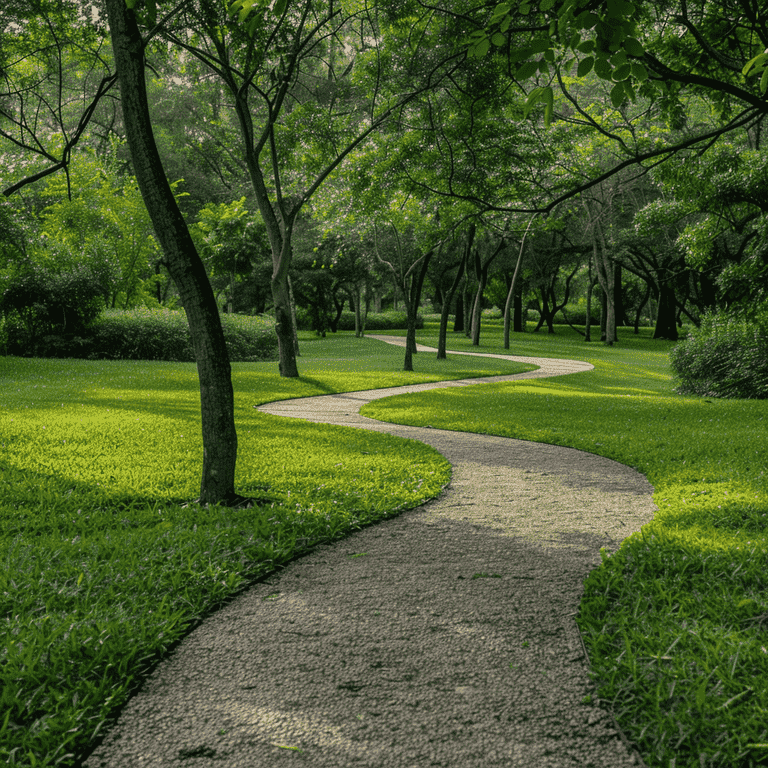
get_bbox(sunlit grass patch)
[0,334,532,767]
[362,324,768,767]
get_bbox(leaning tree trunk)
[106,0,238,506]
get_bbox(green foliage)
[363,323,768,768]
[89,308,278,362]
[670,307,768,399]
[0,260,105,354]
[295,309,423,333]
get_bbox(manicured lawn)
[363,322,768,768]
[0,334,531,767]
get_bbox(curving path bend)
[85,336,654,768]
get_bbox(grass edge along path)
[362,326,768,768]
[0,335,533,768]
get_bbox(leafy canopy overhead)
[468,0,768,123]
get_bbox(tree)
[105,0,241,506]
[154,0,464,377]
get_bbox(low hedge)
[296,309,423,332]
[670,307,768,399]
[26,308,278,362]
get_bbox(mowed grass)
[363,322,768,768]
[0,333,533,767]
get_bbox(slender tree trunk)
[403,251,432,371]
[513,287,524,332]
[471,238,505,346]
[585,262,594,342]
[438,257,467,359]
[591,224,617,345]
[106,0,238,506]
[634,282,651,334]
[504,215,536,348]
[272,272,300,376]
[654,278,679,340]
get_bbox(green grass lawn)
[0,333,532,767]
[363,321,768,768]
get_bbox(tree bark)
[437,253,468,360]
[438,225,473,358]
[654,278,679,340]
[503,215,535,349]
[106,0,238,506]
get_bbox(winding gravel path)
[85,337,654,768]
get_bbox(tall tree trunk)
[453,280,465,332]
[272,272,299,376]
[513,287,524,332]
[439,225,474,357]
[438,254,468,359]
[613,262,625,328]
[471,237,505,346]
[504,215,535,349]
[654,278,679,340]
[634,282,651,334]
[403,251,432,370]
[585,263,594,342]
[591,224,617,345]
[106,0,238,506]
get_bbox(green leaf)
[541,0,556,10]
[577,40,595,54]
[610,50,628,67]
[273,0,288,14]
[761,67,768,94]
[610,81,625,107]
[624,37,644,57]
[744,52,768,76]
[577,56,594,77]
[528,38,552,54]
[491,2,511,19]
[696,680,707,708]
[516,60,541,79]
[491,32,507,47]
[472,37,491,59]
[519,2,531,14]
[631,61,648,81]
[594,57,613,79]
[125,0,139,8]
[576,10,599,29]
[613,63,631,81]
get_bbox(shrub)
[0,262,104,354]
[297,309,423,332]
[670,306,768,398]
[89,308,277,362]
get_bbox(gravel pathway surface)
[85,337,655,768]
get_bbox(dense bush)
[670,307,768,398]
[88,309,277,362]
[0,262,105,354]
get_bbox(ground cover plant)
[0,334,532,767]
[363,321,768,768]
